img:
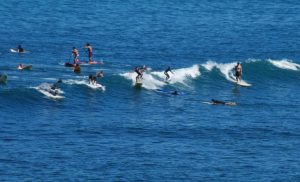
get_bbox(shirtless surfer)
[72,47,79,63]
[84,43,93,63]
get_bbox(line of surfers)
[9,44,242,105]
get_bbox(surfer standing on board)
[72,47,79,63]
[234,62,242,82]
[134,66,143,82]
[164,66,174,80]
[84,43,93,63]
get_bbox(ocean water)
[0,0,300,181]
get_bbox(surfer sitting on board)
[84,43,93,63]
[134,66,143,82]
[17,45,24,53]
[210,99,236,106]
[164,66,174,80]
[72,47,79,63]
[234,62,242,82]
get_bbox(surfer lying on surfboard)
[210,99,236,106]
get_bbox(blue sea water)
[0,0,300,181]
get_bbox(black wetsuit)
[211,99,226,105]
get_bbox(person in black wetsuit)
[134,66,143,82]
[17,45,24,53]
[164,66,174,80]
[211,99,236,106]
[234,62,242,82]
[49,79,62,95]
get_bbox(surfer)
[89,74,97,85]
[84,43,93,63]
[234,62,242,82]
[72,47,79,63]
[17,45,24,53]
[49,79,62,96]
[134,66,143,82]
[96,71,104,78]
[210,99,236,106]
[164,66,174,80]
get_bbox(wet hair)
[73,47,76,49]
[86,43,90,46]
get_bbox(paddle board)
[76,61,104,65]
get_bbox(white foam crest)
[268,59,300,71]
[120,72,165,90]
[151,65,200,84]
[216,62,237,82]
[201,61,218,71]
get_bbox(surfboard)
[135,79,143,87]
[37,88,64,99]
[86,83,105,90]
[10,48,29,53]
[235,81,251,87]
[0,74,7,83]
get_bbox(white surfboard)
[10,48,29,53]
[37,88,64,99]
[235,80,251,87]
[86,82,105,90]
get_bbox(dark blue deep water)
[1,1,300,181]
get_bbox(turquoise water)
[0,1,300,181]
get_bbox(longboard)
[10,48,29,53]
[86,83,105,90]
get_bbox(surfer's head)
[86,43,90,46]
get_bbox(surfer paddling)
[234,62,242,82]
[210,99,236,106]
[72,47,79,63]
[84,43,93,63]
[164,66,174,81]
